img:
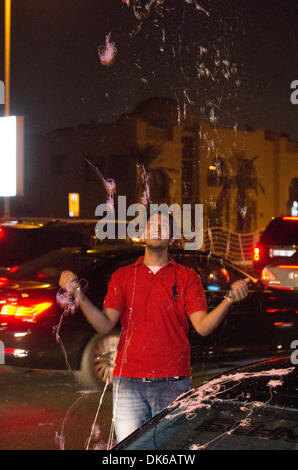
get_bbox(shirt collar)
[135,255,176,267]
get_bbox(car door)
[174,252,286,370]
[258,288,298,354]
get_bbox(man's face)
[144,213,172,250]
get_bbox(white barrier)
[201,227,265,267]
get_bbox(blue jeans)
[112,376,192,443]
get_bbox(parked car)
[0,219,97,273]
[253,216,298,276]
[113,356,298,450]
[261,252,298,291]
[0,245,297,389]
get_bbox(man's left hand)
[228,278,250,303]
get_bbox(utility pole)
[4,0,11,218]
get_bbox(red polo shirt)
[103,256,207,378]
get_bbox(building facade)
[5,97,298,233]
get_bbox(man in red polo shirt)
[59,211,249,443]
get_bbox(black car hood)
[114,357,298,450]
[0,278,57,293]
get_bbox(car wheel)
[76,329,120,390]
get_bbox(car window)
[261,220,298,245]
[6,250,96,282]
[171,252,246,290]
[0,227,40,264]
[119,400,298,450]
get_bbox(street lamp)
[4,0,11,117]
[4,0,11,217]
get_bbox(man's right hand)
[59,270,79,296]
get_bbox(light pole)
[4,0,11,117]
[4,0,11,218]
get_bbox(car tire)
[76,329,120,390]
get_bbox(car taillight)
[282,216,298,221]
[0,228,4,239]
[0,277,10,287]
[220,268,230,282]
[276,265,298,269]
[0,301,53,321]
[261,267,276,281]
[254,247,260,261]
[9,265,19,273]
[270,286,294,291]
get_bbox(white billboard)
[0,116,24,196]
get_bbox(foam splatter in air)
[127,0,241,128]
[136,163,151,205]
[55,390,94,450]
[85,377,110,450]
[55,278,112,450]
[185,0,210,16]
[55,0,249,449]
[55,277,89,376]
[98,33,117,66]
[85,158,116,211]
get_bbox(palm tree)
[215,151,265,232]
[129,144,178,206]
[233,152,265,232]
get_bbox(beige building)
[198,123,298,232]
[8,97,298,233]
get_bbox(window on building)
[207,158,225,186]
[182,182,192,205]
[207,205,223,227]
[182,160,193,183]
[182,137,193,159]
[52,155,68,174]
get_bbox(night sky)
[0,0,298,140]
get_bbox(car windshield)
[5,249,98,283]
[117,360,298,450]
[0,227,41,264]
[261,220,298,245]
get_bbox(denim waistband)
[114,376,190,383]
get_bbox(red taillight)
[254,247,260,261]
[4,348,28,358]
[37,271,46,279]
[0,228,4,239]
[282,216,298,221]
[220,268,230,283]
[261,267,276,281]
[270,285,294,291]
[0,277,9,287]
[9,265,19,273]
[0,301,53,321]
[276,265,298,269]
